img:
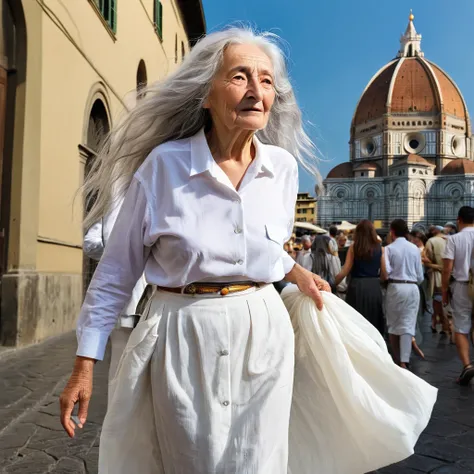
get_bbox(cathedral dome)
[327,162,353,179]
[352,16,469,128]
[441,158,474,175]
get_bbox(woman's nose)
[246,77,264,101]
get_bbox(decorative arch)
[330,183,353,219]
[359,184,382,221]
[410,180,426,221]
[81,82,112,146]
[330,183,352,200]
[444,182,465,220]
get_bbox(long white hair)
[83,26,319,230]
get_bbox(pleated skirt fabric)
[100,285,294,474]
[99,285,437,474]
[346,277,385,334]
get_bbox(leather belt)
[388,279,417,285]
[157,281,263,296]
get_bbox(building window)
[94,0,117,33]
[175,34,178,63]
[154,0,163,39]
[136,60,148,99]
[181,41,186,60]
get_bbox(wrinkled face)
[204,43,276,131]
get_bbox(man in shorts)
[442,206,474,385]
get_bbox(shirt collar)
[461,226,474,233]
[189,128,274,179]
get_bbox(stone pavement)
[0,322,473,473]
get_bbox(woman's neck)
[206,124,255,164]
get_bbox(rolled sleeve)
[76,178,151,360]
[442,236,454,260]
[282,250,296,274]
[385,246,393,276]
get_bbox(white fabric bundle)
[283,285,437,474]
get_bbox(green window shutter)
[111,0,117,34]
[154,0,163,40]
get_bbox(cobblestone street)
[0,316,473,474]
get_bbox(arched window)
[83,99,110,291]
[175,34,178,64]
[86,100,110,153]
[136,60,147,99]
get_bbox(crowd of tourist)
[289,206,474,385]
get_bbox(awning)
[294,222,327,234]
[337,221,357,231]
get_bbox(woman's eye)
[262,78,273,85]
[233,75,245,81]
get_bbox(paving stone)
[424,418,470,438]
[3,450,56,473]
[78,447,99,474]
[49,456,85,473]
[457,458,474,472]
[0,424,36,450]
[432,465,471,473]
[22,412,64,432]
[392,454,447,472]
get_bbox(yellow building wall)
[30,0,190,273]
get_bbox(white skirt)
[100,284,295,474]
[99,285,437,474]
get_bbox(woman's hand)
[285,264,330,310]
[59,356,95,438]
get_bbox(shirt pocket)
[265,224,286,267]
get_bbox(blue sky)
[201,0,474,193]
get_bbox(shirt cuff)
[282,250,296,275]
[76,327,110,361]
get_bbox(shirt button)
[222,401,230,407]
[220,349,229,356]
[236,259,244,265]
[234,227,242,234]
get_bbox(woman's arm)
[61,178,151,438]
[335,245,354,285]
[380,247,388,281]
[76,178,152,361]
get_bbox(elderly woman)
[60,28,329,473]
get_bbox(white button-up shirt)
[77,129,298,360]
[442,227,474,281]
[385,237,424,284]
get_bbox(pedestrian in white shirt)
[382,219,424,369]
[442,206,474,385]
[59,28,331,473]
[295,234,313,271]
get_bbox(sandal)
[457,364,474,386]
